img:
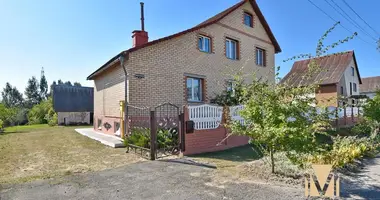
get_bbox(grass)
[0,125,141,184]
[189,145,263,168]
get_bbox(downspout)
[119,52,129,138]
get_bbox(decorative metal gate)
[153,103,184,159]
[125,103,185,160]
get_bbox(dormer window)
[243,12,253,27]
[198,35,211,53]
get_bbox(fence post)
[344,107,347,126]
[351,105,354,123]
[150,110,156,161]
[179,112,185,152]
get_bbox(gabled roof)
[281,51,362,87]
[87,0,281,80]
[361,76,380,93]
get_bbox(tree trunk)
[270,148,275,173]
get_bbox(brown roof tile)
[361,76,380,93]
[281,51,362,87]
[87,0,281,80]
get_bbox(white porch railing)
[188,104,223,130]
[229,105,245,125]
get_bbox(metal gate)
[125,103,185,160]
[153,103,184,159]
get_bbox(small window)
[340,86,344,95]
[244,12,253,27]
[225,38,238,60]
[97,119,102,130]
[187,77,202,102]
[198,35,211,53]
[353,83,357,92]
[351,67,355,76]
[256,48,266,66]
[114,122,120,133]
[350,82,352,95]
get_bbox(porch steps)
[75,128,125,148]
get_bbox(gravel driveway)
[1,159,303,200]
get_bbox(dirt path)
[1,159,303,200]
[340,155,380,199]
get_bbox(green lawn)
[189,145,262,168]
[0,125,141,184]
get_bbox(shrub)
[125,128,150,148]
[28,97,54,125]
[0,119,3,133]
[351,119,373,138]
[124,128,178,150]
[305,136,378,168]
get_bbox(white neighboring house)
[360,76,380,99]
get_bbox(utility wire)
[306,0,376,47]
[326,0,378,41]
[341,0,380,37]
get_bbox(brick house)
[87,0,281,137]
[281,51,362,107]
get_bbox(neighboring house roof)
[360,76,380,93]
[87,0,281,80]
[281,51,362,87]
[53,85,94,112]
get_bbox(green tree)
[228,23,356,173]
[64,81,72,86]
[28,97,54,125]
[39,67,48,100]
[57,79,63,85]
[73,82,82,87]
[1,82,23,107]
[24,76,40,108]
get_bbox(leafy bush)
[305,136,378,168]
[124,128,178,150]
[0,119,3,133]
[45,106,58,126]
[27,97,54,125]
[125,128,150,148]
[157,128,179,149]
[351,120,373,138]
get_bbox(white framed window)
[244,12,253,27]
[256,48,265,66]
[351,67,355,76]
[225,38,238,60]
[187,77,202,102]
[340,86,344,95]
[353,83,357,92]
[198,35,211,53]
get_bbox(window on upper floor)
[243,12,253,27]
[256,47,266,66]
[225,38,238,60]
[353,83,357,92]
[198,35,211,53]
[340,86,344,95]
[187,77,203,102]
[351,67,355,76]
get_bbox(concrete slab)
[75,128,125,148]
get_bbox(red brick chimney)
[132,2,148,47]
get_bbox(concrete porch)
[75,128,125,148]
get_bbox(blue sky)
[1,0,379,93]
